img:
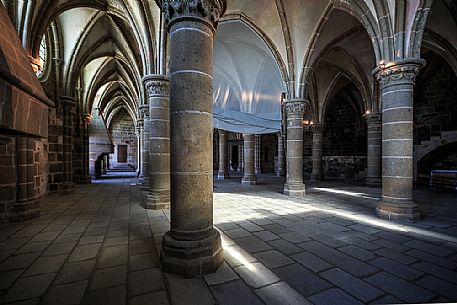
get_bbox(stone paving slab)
[0,174,457,304]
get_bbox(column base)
[10,199,40,222]
[365,177,381,188]
[284,182,305,197]
[140,178,150,191]
[217,172,230,180]
[376,200,420,223]
[59,183,76,195]
[276,170,285,177]
[160,228,224,278]
[146,192,170,210]
[310,173,322,181]
[241,176,257,185]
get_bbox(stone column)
[255,134,261,174]
[139,105,150,191]
[310,123,325,181]
[374,59,424,222]
[135,125,141,176]
[238,145,244,172]
[59,97,76,194]
[82,120,91,183]
[217,130,229,179]
[158,0,226,277]
[277,133,286,177]
[283,99,306,197]
[228,143,232,171]
[365,113,382,187]
[137,119,144,178]
[241,134,257,185]
[143,75,171,210]
[11,137,40,221]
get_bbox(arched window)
[36,35,47,78]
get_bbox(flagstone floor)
[1,172,456,305]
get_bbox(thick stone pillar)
[60,97,76,195]
[283,99,306,197]
[228,144,232,171]
[310,123,325,181]
[365,113,382,187]
[137,120,144,177]
[374,59,424,222]
[238,145,244,172]
[217,130,229,179]
[159,0,226,277]
[255,134,261,174]
[143,75,171,210]
[139,105,150,191]
[11,138,40,221]
[277,133,286,177]
[81,120,91,183]
[241,134,257,185]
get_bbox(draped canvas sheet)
[213,21,286,135]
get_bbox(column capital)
[143,74,170,98]
[311,123,325,134]
[284,99,307,116]
[365,112,382,125]
[156,0,227,30]
[373,58,425,85]
[139,105,149,119]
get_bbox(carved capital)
[157,0,227,30]
[137,120,144,130]
[139,106,149,119]
[365,113,382,126]
[311,123,325,134]
[374,59,425,86]
[143,75,170,98]
[284,99,306,117]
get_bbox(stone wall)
[109,109,138,169]
[0,136,47,222]
[261,134,277,173]
[415,54,457,143]
[47,106,64,192]
[302,98,367,181]
[323,99,367,156]
[0,136,16,222]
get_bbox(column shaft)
[217,130,229,179]
[159,0,226,277]
[365,113,382,187]
[283,99,306,197]
[60,97,76,194]
[144,75,171,210]
[310,123,324,181]
[374,59,424,222]
[242,134,257,185]
[276,133,286,177]
[255,134,261,174]
[237,145,243,172]
[140,106,150,191]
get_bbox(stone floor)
[1,172,457,305]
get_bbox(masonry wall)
[0,136,16,221]
[0,136,47,222]
[320,99,367,181]
[47,106,64,192]
[415,54,457,144]
[109,109,138,170]
[261,134,277,173]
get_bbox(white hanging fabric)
[213,21,286,135]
